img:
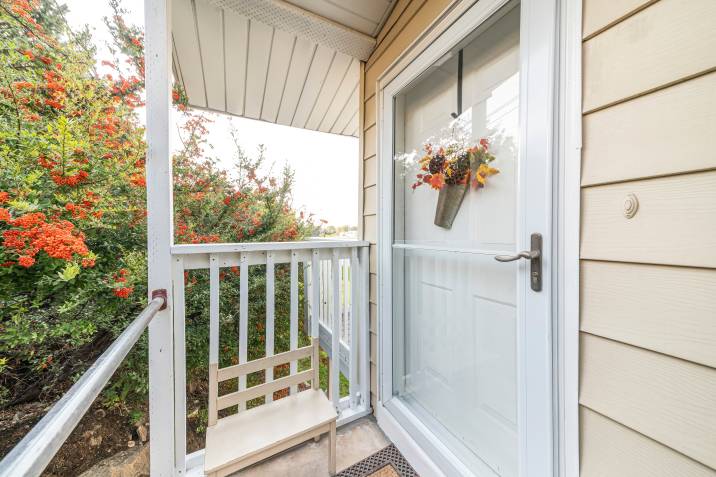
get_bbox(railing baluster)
[331,249,341,409]
[322,260,328,328]
[208,255,219,425]
[350,249,359,409]
[310,252,320,338]
[303,263,310,336]
[265,252,275,403]
[359,246,370,409]
[345,260,351,343]
[329,261,332,329]
[290,251,299,395]
[311,250,320,339]
[342,260,348,343]
[239,252,248,411]
[172,257,187,467]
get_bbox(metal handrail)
[0,295,166,477]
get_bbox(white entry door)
[378,1,555,476]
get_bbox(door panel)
[379,0,556,475]
[390,6,521,475]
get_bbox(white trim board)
[375,405,448,477]
[555,0,582,475]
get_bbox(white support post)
[239,252,249,410]
[331,249,341,409]
[349,249,359,409]
[265,252,275,403]
[144,0,177,474]
[359,246,370,410]
[290,251,299,394]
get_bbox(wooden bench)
[204,338,337,477]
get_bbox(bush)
[0,0,314,415]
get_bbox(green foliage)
[0,0,313,414]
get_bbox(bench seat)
[205,389,337,476]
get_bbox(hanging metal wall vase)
[434,179,468,229]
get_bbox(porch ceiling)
[171,0,397,137]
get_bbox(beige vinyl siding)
[582,0,716,113]
[580,334,716,469]
[360,0,455,407]
[580,261,716,368]
[580,407,716,477]
[580,0,716,475]
[581,72,716,186]
[580,171,716,268]
[581,0,657,40]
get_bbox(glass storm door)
[379,1,554,476]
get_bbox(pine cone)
[444,152,470,185]
[428,154,445,174]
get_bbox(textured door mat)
[336,444,418,477]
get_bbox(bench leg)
[329,422,336,476]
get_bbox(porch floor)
[231,416,390,476]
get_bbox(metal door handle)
[494,233,542,291]
[494,250,539,262]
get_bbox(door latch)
[494,233,542,292]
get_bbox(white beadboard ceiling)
[171,0,396,137]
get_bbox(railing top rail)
[171,239,370,255]
[0,296,165,477]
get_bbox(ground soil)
[1,390,207,475]
[0,397,143,476]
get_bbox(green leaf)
[8,199,37,212]
[58,262,81,281]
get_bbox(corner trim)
[555,0,582,475]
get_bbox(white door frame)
[373,0,581,475]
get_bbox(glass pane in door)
[391,5,520,475]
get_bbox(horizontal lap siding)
[580,261,716,368]
[579,407,716,477]
[581,0,657,40]
[580,0,716,474]
[580,334,716,469]
[361,0,454,407]
[582,0,716,113]
[581,72,716,186]
[580,171,716,267]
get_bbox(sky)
[62,0,359,227]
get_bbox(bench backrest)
[208,337,320,426]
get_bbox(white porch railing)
[170,239,371,473]
[307,256,353,384]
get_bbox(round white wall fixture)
[623,193,639,219]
